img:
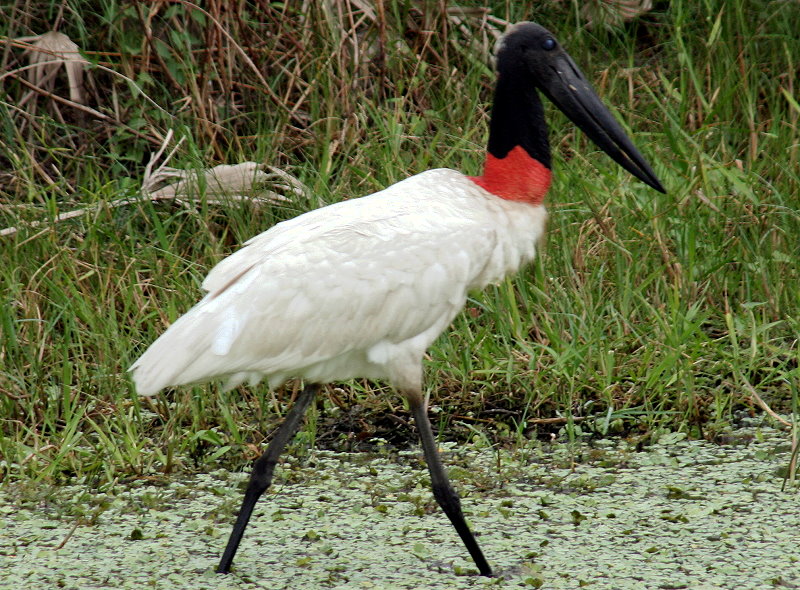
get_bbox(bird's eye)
[542,38,556,51]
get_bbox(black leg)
[217,383,320,574]
[409,396,493,577]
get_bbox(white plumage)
[130,168,547,396]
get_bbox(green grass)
[1,0,798,486]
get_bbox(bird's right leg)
[407,393,493,577]
[217,382,320,574]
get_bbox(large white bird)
[131,22,664,578]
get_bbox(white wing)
[130,169,546,395]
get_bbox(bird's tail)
[129,298,228,396]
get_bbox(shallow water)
[2,425,798,589]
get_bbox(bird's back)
[130,169,547,396]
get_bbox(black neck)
[486,72,551,169]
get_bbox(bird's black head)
[494,22,666,193]
[494,22,564,78]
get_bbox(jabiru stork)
[130,22,665,578]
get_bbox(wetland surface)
[2,425,797,589]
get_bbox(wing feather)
[130,169,542,396]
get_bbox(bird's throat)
[469,146,551,205]
[469,72,552,204]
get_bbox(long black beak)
[538,52,666,193]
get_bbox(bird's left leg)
[217,382,320,574]
[407,391,493,577]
